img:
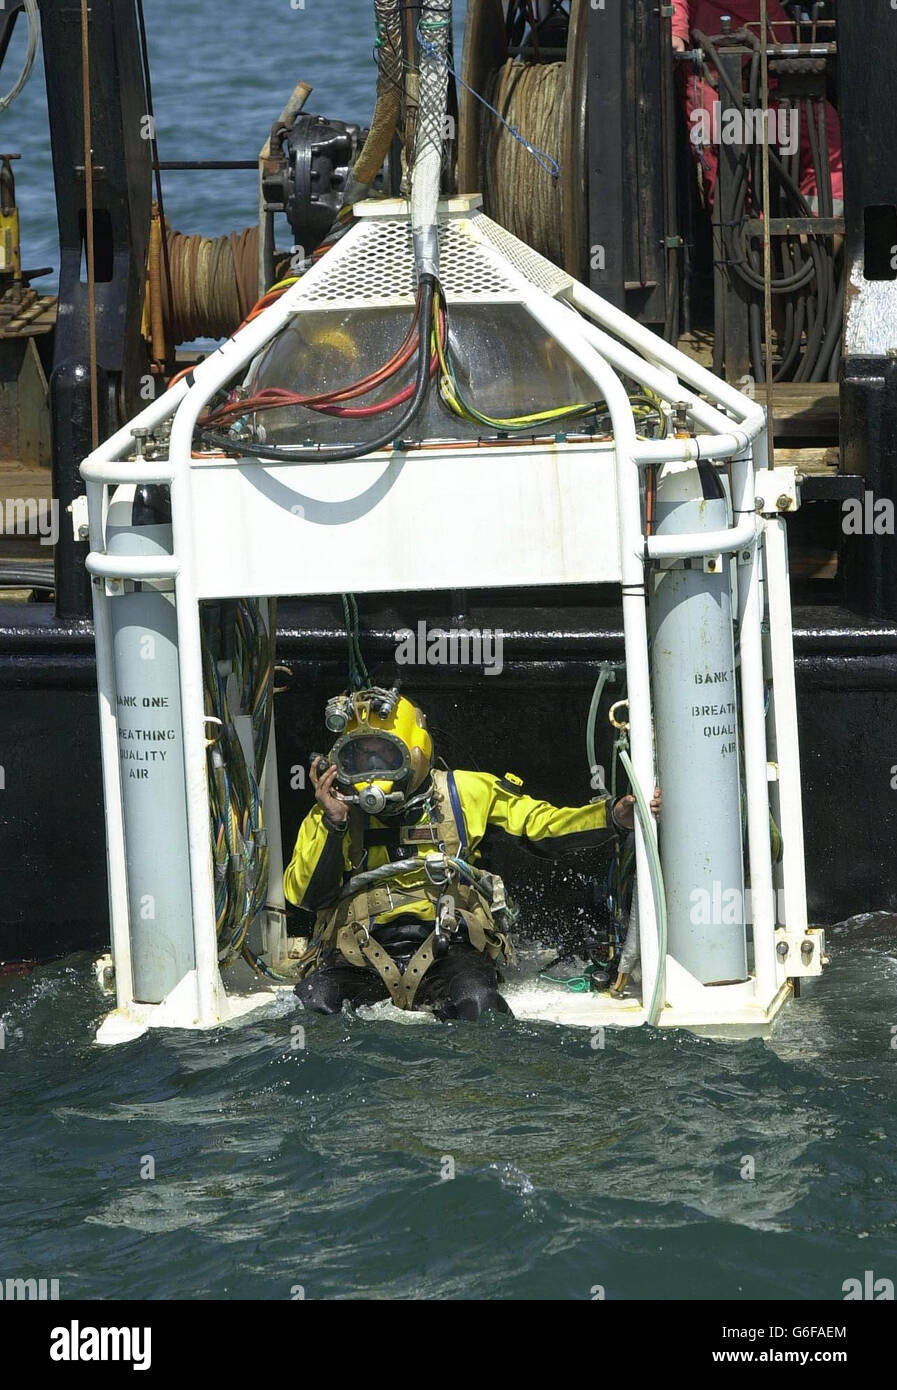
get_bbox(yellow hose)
[350,0,404,194]
[147,205,166,364]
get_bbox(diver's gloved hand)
[310,754,348,825]
[611,785,661,831]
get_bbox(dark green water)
[2,914,895,1300]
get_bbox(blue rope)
[415,25,560,180]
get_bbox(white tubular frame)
[83,286,311,1022]
[763,514,809,937]
[81,246,799,1030]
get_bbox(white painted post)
[736,437,777,1005]
[763,513,809,936]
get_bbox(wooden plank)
[0,588,42,603]
[790,550,839,580]
[0,460,55,561]
[675,337,840,437]
[676,330,714,368]
[0,461,53,502]
[772,446,839,475]
[0,295,56,340]
[0,535,50,562]
[769,382,840,439]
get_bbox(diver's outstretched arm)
[452,770,620,860]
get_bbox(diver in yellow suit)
[285,686,659,1020]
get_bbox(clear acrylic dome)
[242,301,605,447]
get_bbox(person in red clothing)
[671,0,843,213]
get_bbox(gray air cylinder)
[106,485,195,1003]
[648,460,748,985]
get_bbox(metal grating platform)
[473,213,573,298]
[291,206,570,311]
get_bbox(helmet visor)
[334,732,410,782]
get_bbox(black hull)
[2,594,894,965]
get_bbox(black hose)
[709,79,814,295]
[794,239,827,381]
[825,312,843,381]
[816,283,844,382]
[749,299,765,383]
[695,32,818,213]
[817,97,833,218]
[199,276,437,463]
[0,564,54,589]
[775,249,807,379]
[773,107,807,379]
[697,27,848,381]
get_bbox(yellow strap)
[359,934,408,1005]
[336,924,368,969]
[337,923,438,1009]
[393,932,437,1009]
[461,903,510,963]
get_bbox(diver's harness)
[296,769,511,1009]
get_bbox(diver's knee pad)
[452,985,513,1022]
[440,956,514,1021]
[294,970,345,1015]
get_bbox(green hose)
[341,593,370,690]
[586,668,609,787]
[538,965,599,993]
[585,662,623,791]
[619,747,668,1026]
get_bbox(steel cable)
[480,58,567,264]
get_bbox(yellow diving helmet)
[325,686,433,816]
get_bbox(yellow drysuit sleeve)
[283,805,352,910]
[451,770,619,859]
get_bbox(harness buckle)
[435,892,459,934]
[423,851,451,888]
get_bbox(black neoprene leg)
[294,962,390,1014]
[417,943,514,1021]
